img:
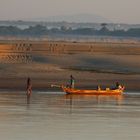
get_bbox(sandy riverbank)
[0,40,140,91]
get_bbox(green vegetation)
[0,24,140,37]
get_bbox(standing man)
[27,77,32,96]
[26,77,32,104]
[70,75,75,89]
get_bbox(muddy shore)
[0,40,140,91]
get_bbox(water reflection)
[27,95,31,105]
[63,94,123,114]
[65,94,123,104]
[0,92,140,140]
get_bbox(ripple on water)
[0,91,140,140]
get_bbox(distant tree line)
[0,24,140,37]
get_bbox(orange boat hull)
[62,87,124,95]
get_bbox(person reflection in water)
[26,77,32,104]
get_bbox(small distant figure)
[70,75,75,89]
[97,85,101,91]
[27,77,32,96]
[115,82,120,89]
[115,82,124,90]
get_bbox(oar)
[51,84,62,88]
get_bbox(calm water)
[0,91,140,140]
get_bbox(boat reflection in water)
[65,94,123,102]
[0,91,140,140]
[63,94,124,114]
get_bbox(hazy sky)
[0,0,139,24]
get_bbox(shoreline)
[0,88,140,93]
[0,89,140,96]
[0,74,140,91]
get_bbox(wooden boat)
[62,86,124,95]
[51,84,125,95]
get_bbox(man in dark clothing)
[70,75,75,88]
